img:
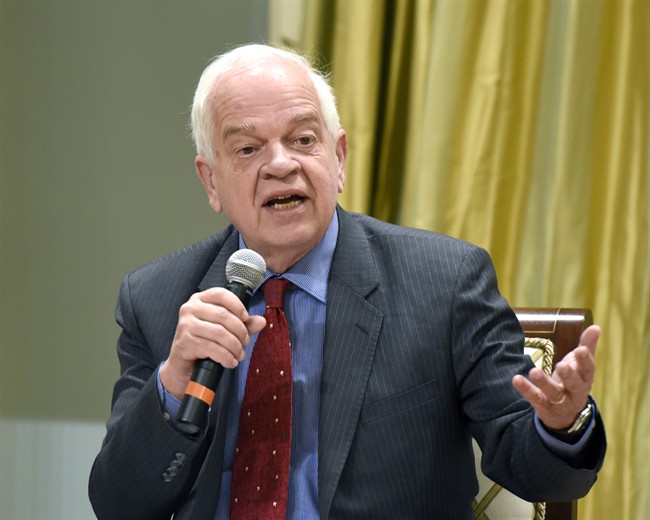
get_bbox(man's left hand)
[512,325,601,430]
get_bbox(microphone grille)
[225,249,266,289]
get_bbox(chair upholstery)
[471,308,592,520]
[472,336,553,520]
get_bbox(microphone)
[176,249,266,434]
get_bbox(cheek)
[222,172,259,209]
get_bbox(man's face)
[195,58,347,272]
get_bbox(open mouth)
[265,194,305,210]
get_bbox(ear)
[335,129,348,193]
[195,155,223,213]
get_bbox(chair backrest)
[471,307,592,520]
[514,307,593,520]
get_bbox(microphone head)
[225,249,266,289]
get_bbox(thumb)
[245,315,267,336]
[579,324,601,356]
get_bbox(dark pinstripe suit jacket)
[89,207,605,519]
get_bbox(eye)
[295,135,314,146]
[237,146,256,156]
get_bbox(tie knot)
[262,278,291,309]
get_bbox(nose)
[260,142,299,178]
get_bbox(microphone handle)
[176,281,254,434]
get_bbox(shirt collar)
[238,211,339,304]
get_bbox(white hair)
[190,44,341,163]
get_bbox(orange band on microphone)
[184,381,216,405]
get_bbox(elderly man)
[89,44,605,519]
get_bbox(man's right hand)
[160,287,266,399]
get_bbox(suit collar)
[329,206,381,297]
[197,228,239,292]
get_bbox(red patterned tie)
[230,278,293,519]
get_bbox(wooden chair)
[514,307,592,520]
[472,307,592,520]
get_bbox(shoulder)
[344,210,485,263]
[334,209,495,299]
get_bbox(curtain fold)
[297,1,649,518]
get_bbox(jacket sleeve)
[451,246,606,502]
[88,274,211,520]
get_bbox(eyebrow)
[222,111,322,142]
[291,111,321,126]
[222,122,255,142]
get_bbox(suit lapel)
[197,231,239,292]
[318,208,383,519]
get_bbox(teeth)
[267,194,302,210]
[270,199,302,210]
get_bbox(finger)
[528,367,566,402]
[512,374,547,407]
[198,288,268,334]
[190,319,251,364]
[578,324,601,357]
[512,375,559,413]
[192,302,253,347]
[199,287,251,322]
[554,348,595,388]
[176,336,242,369]
[245,315,267,336]
[174,308,251,364]
[172,312,245,364]
[181,290,252,342]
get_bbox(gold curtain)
[297,0,649,518]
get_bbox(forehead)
[210,58,324,139]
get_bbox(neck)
[261,247,310,274]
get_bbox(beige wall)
[268,0,305,45]
[0,1,267,517]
